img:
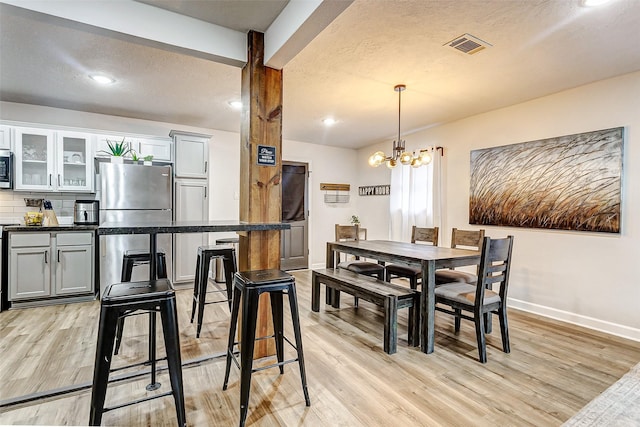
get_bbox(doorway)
[280,161,309,270]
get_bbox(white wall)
[356,71,640,341]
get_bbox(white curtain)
[389,149,443,242]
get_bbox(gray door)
[280,161,308,270]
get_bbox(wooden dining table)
[326,240,481,354]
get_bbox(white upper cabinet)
[0,125,11,150]
[14,127,93,192]
[171,130,210,179]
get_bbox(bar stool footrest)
[103,390,173,413]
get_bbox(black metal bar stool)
[222,269,310,427]
[190,245,237,338]
[114,250,168,356]
[89,279,186,427]
[120,249,167,282]
[214,237,239,283]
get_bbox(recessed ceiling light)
[228,100,242,110]
[89,74,115,85]
[323,118,337,126]
[580,0,611,6]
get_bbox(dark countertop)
[97,220,290,235]
[5,224,98,232]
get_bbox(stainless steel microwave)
[0,150,13,189]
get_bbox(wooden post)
[238,31,283,358]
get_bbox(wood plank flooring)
[1,270,639,426]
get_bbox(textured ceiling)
[1,0,640,149]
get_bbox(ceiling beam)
[0,0,247,67]
[264,0,354,69]
[0,0,351,70]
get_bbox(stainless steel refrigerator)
[96,161,173,296]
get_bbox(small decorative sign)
[359,185,390,196]
[257,145,276,166]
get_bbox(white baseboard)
[508,298,640,342]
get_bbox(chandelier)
[368,84,433,168]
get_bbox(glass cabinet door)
[58,132,92,192]
[14,128,54,191]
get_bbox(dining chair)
[384,226,439,290]
[434,235,514,363]
[335,224,384,279]
[435,228,485,285]
[335,224,385,307]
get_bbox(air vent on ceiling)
[444,33,492,55]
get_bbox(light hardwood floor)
[1,269,639,426]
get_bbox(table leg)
[326,243,336,305]
[420,259,436,354]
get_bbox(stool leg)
[239,288,259,427]
[223,285,242,390]
[160,297,186,427]
[89,305,119,426]
[113,316,125,355]
[286,284,311,406]
[195,254,210,338]
[157,253,168,279]
[222,254,236,311]
[121,258,134,282]
[270,290,285,374]
[191,254,201,324]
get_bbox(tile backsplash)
[0,189,96,223]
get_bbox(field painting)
[469,127,623,233]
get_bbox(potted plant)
[143,154,154,166]
[131,150,140,163]
[350,215,360,225]
[100,137,131,163]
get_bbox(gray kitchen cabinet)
[173,179,208,283]
[9,233,51,300]
[170,130,210,179]
[9,231,94,303]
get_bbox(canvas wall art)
[469,127,624,233]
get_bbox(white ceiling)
[1,0,640,150]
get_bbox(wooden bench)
[311,268,420,354]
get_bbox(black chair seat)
[385,264,421,277]
[435,269,477,285]
[339,261,384,277]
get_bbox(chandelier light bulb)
[369,151,385,167]
[411,157,423,168]
[419,150,433,165]
[399,151,413,165]
[386,158,397,169]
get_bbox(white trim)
[509,298,640,342]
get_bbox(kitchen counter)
[97,220,289,235]
[4,224,98,232]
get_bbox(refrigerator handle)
[205,187,207,198]
[204,161,207,173]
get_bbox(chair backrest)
[451,228,485,250]
[475,235,514,307]
[335,224,360,242]
[411,226,439,245]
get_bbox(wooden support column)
[238,31,283,358]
